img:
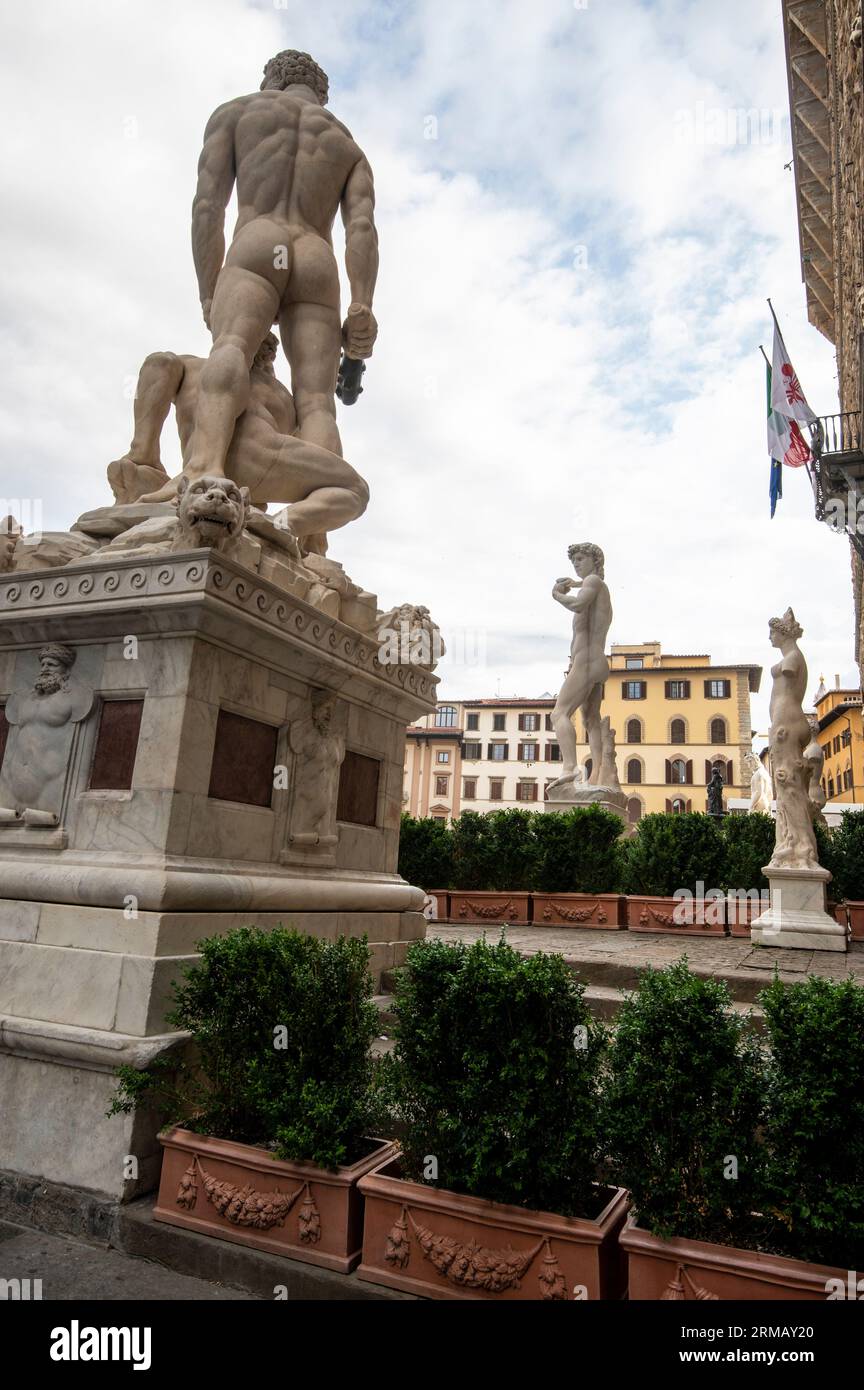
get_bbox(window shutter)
[686,799,692,813]
[683,681,690,698]
[665,798,672,813]
[544,745,551,761]
[705,758,711,783]
[664,680,672,698]
[487,744,494,759]
[686,760,693,784]
[727,759,734,786]
[665,758,672,784]
[502,745,508,760]
[530,783,538,802]
[622,681,630,699]
[517,713,525,731]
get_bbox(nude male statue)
[109,333,368,549]
[551,543,613,783]
[288,690,345,846]
[141,48,378,502]
[0,645,94,826]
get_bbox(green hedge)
[379,936,607,1217]
[109,927,381,1170]
[399,808,850,900]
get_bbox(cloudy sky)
[0,0,855,731]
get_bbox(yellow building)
[403,641,761,825]
[814,676,864,803]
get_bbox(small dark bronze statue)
[707,767,726,818]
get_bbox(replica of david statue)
[546,542,625,818]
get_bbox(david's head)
[261,50,329,105]
[568,541,604,579]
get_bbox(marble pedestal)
[544,776,627,825]
[750,864,847,952]
[0,549,436,1198]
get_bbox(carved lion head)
[175,476,250,549]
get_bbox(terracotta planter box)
[449,890,531,926]
[427,890,449,920]
[725,892,770,937]
[357,1157,629,1300]
[154,1126,397,1273]
[846,902,864,939]
[626,895,726,936]
[621,1213,849,1301]
[532,892,625,929]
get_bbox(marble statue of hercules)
[141,48,378,502]
[108,333,368,546]
[551,543,612,782]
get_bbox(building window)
[670,718,686,745]
[435,705,457,728]
[665,680,690,699]
[670,797,687,814]
[833,735,841,754]
[545,743,561,761]
[710,717,727,745]
[705,679,731,699]
[518,741,539,761]
[622,681,647,700]
[489,779,504,801]
[435,775,449,796]
[492,713,506,731]
[626,758,642,784]
[436,750,450,763]
[516,780,538,802]
[844,769,853,791]
[625,657,644,669]
[519,712,539,731]
[841,728,852,746]
[668,758,688,784]
[432,814,447,823]
[489,742,508,761]
[626,796,643,824]
[828,776,835,798]
[463,777,477,799]
[463,740,482,760]
[466,712,480,730]
[626,718,642,743]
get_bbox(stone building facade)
[783,1,864,664]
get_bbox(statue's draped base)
[0,549,436,1199]
[751,864,847,953]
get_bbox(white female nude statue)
[766,609,819,871]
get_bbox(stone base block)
[751,864,847,953]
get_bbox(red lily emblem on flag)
[786,420,811,467]
[781,361,806,408]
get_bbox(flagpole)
[759,344,770,367]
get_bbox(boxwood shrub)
[604,959,765,1244]
[824,810,864,902]
[109,927,381,1170]
[620,812,726,898]
[379,935,607,1217]
[760,974,864,1270]
[397,813,454,890]
[719,812,776,892]
[533,804,625,893]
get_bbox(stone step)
[581,983,765,1032]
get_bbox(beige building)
[404,642,761,824]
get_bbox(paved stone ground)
[0,1219,255,1300]
[428,923,864,983]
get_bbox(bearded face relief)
[174,475,250,551]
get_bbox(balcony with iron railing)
[809,410,864,557]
